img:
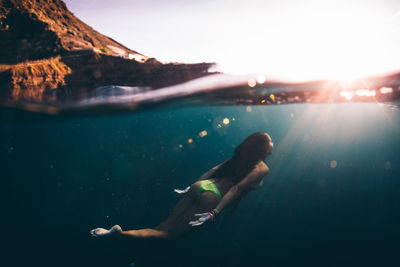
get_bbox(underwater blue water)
[1,102,399,266]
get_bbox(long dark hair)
[213,132,272,182]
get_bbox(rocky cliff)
[0,0,213,103]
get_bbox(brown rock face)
[0,0,146,63]
[6,56,71,101]
[0,0,214,104]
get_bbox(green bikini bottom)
[196,180,228,225]
[197,178,263,199]
[197,180,222,199]
[196,178,263,224]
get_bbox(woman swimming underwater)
[91,132,273,239]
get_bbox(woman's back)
[211,161,268,197]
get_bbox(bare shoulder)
[238,162,269,189]
[255,161,269,175]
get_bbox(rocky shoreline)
[0,52,214,102]
[0,0,214,103]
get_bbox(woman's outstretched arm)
[214,163,268,213]
[189,163,268,226]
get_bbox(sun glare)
[218,2,400,81]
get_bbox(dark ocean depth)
[1,102,399,267]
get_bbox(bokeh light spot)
[270,94,275,101]
[256,75,266,84]
[248,79,256,87]
[199,130,208,138]
[330,160,337,168]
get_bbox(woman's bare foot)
[90,224,122,237]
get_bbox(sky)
[64,0,400,80]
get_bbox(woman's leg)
[91,224,169,239]
[119,228,169,239]
[156,181,200,231]
[115,191,220,240]
[93,182,201,239]
[156,191,220,238]
[91,183,219,240]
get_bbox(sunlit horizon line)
[212,67,400,83]
[208,66,400,86]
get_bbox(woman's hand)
[189,210,218,226]
[189,213,212,226]
[174,186,190,194]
